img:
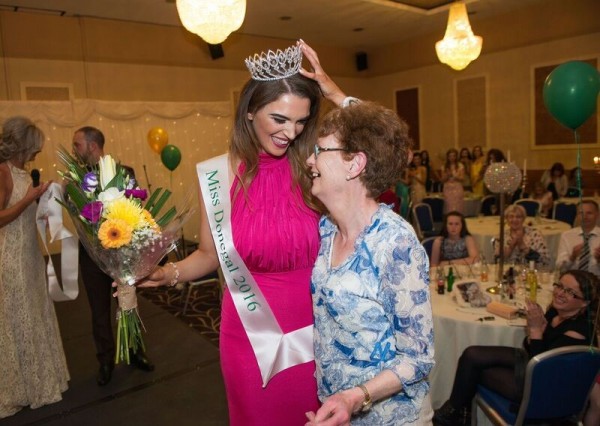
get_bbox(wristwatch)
[357,384,373,412]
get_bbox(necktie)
[578,234,591,271]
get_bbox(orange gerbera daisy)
[98,218,133,248]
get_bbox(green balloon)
[160,144,181,171]
[543,61,600,130]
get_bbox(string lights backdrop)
[0,99,232,251]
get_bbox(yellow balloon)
[147,127,169,154]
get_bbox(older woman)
[541,162,568,200]
[434,270,600,425]
[431,211,479,267]
[305,102,434,425]
[495,204,550,266]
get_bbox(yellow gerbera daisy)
[98,219,133,248]
[141,209,159,230]
[104,198,145,230]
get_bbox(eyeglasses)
[552,282,585,300]
[314,145,348,158]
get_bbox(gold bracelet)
[167,262,179,287]
[357,384,373,412]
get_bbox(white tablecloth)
[429,279,531,409]
[465,216,570,264]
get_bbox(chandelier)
[176,0,246,45]
[435,2,482,71]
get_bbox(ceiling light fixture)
[435,2,482,71]
[176,0,246,45]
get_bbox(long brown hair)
[230,74,321,210]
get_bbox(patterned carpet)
[139,279,222,347]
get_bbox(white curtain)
[0,99,233,250]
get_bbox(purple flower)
[125,188,148,201]
[82,172,99,192]
[81,201,103,223]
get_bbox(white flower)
[98,187,125,205]
[98,155,117,190]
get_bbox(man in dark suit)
[72,126,154,386]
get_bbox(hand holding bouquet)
[57,146,193,364]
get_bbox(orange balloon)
[147,127,169,154]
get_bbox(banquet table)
[465,216,570,264]
[428,271,556,410]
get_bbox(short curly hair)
[318,101,412,198]
[0,116,44,162]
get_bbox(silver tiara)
[245,44,303,81]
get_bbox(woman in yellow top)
[470,145,485,197]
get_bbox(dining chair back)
[480,195,497,216]
[552,202,577,227]
[422,197,445,223]
[431,181,444,193]
[412,203,436,240]
[510,188,528,204]
[514,199,541,217]
[421,236,436,260]
[474,345,600,426]
[565,187,582,198]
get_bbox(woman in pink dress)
[441,148,465,214]
[140,41,349,425]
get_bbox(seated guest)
[433,270,600,426]
[431,211,479,267]
[584,375,600,426]
[568,166,584,189]
[556,200,600,276]
[494,204,550,267]
[529,181,553,218]
[541,162,568,200]
[306,101,434,425]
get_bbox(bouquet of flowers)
[57,146,193,364]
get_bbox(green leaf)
[149,189,172,217]
[156,206,177,228]
[65,182,88,210]
[144,187,162,211]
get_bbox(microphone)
[30,168,41,203]
[31,169,40,187]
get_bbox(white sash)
[197,154,314,387]
[36,183,80,301]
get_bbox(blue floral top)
[311,205,434,425]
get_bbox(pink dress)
[221,153,320,425]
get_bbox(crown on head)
[245,44,303,81]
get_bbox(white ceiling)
[1,0,546,49]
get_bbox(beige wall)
[363,32,600,171]
[0,1,598,172]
